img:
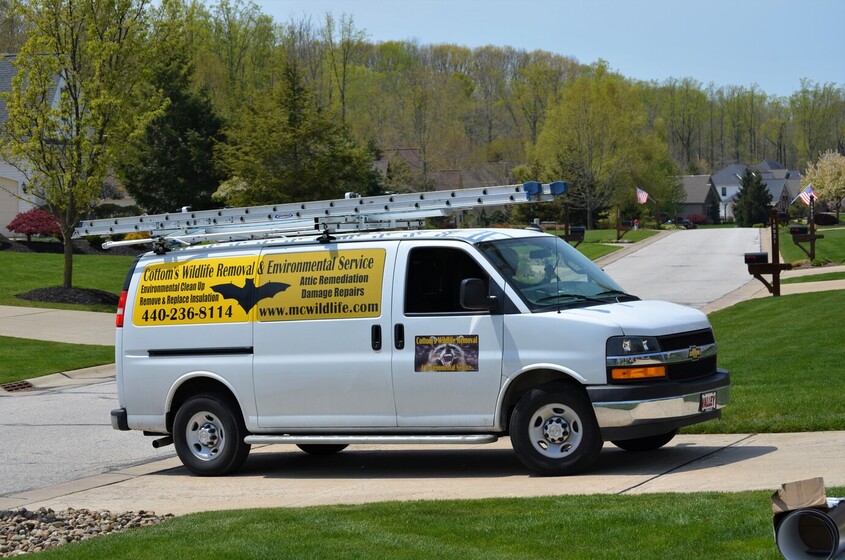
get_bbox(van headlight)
[606,336,666,382]
[606,336,660,356]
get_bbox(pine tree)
[118,50,225,214]
[732,169,772,227]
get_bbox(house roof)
[710,163,747,187]
[754,159,786,172]
[680,175,715,204]
[0,54,63,127]
[0,55,17,125]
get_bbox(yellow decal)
[255,249,385,321]
[132,256,261,325]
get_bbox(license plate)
[699,391,718,412]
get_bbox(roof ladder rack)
[73,181,568,250]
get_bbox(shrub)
[125,231,151,241]
[7,207,61,242]
[686,213,707,225]
[812,257,832,267]
[813,213,839,226]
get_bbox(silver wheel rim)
[185,410,226,462]
[527,403,583,458]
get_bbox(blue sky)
[256,0,843,98]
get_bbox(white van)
[110,227,729,476]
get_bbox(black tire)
[509,385,602,476]
[612,429,678,452]
[173,394,251,476]
[296,444,349,455]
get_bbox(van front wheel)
[509,386,602,476]
[173,395,251,476]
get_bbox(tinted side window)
[405,247,488,314]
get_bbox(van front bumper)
[586,368,730,441]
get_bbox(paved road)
[0,380,174,498]
[601,228,761,308]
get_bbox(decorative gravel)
[0,508,174,557]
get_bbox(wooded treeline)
[2,0,844,218]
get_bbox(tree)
[0,0,161,289]
[732,169,772,227]
[7,206,60,242]
[322,12,366,122]
[663,77,707,171]
[804,150,845,220]
[0,0,26,52]
[790,80,840,168]
[215,58,375,205]
[535,66,673,229]
[117,1,225,214]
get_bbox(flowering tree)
[0,0,160,288]
[7,207,61,242]
[804,150,845,221]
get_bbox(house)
[0,55,63,237]
[709,160,802,221]
[679,175,721,223]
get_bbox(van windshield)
[477,236,638,311]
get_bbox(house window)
[721,187,727,196]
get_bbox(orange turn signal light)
[611,365,666,381]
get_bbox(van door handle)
[371,324,382,351]
[394,323,404,350]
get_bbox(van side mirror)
[460,278,497,311]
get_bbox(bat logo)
[210,279,290,313]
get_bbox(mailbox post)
[561,203,585,247]
[789,196,824,261]
[745,208,792,297]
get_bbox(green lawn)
[0,251,135,312]
[38,491,825,559]
[782,270,845,284]
[0,336,114,385]
[779,225,845,265]
[690,290,845,433]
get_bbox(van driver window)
[405,247,488,314]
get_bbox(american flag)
[636,188,649,204]
[798,185,815,205]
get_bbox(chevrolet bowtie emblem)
[688,346,702,360]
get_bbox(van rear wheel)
[509,385,602,476]
[173,394,251,476]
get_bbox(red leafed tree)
[7,207,61,243]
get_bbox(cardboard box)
[772,477,828,514]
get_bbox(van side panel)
[252,244,397,429]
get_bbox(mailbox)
[789,225,808,235]
[744,252,768,264]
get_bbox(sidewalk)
[3,432,845,514]
[0,305,114,346]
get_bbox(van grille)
[660,329,717,382]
